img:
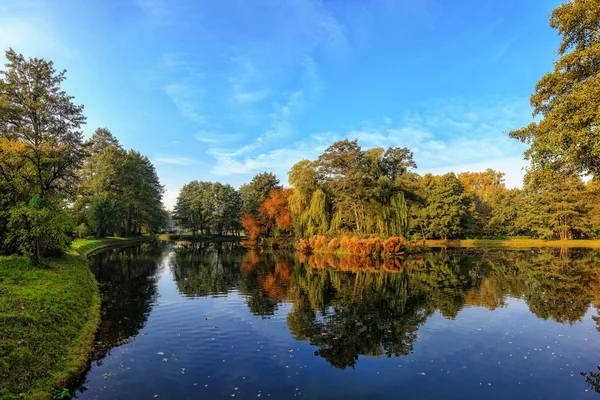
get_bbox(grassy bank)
[425,239,600,248]
[0,236,152,400]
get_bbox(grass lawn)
[0,236,152,400]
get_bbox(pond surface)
[74,242,600,399]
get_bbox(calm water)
[73,242,600,399]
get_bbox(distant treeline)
[173,138,600,245]
[0,49,166,261]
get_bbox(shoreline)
[424,239,600,248]
[0,236,153,400]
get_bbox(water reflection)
[169,247,600,369]
[87,243,167,363]
[78,243,600,398]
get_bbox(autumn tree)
[240,172,281,216]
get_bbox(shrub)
[365,238,383,255]
[74,223,90,239]
[327,238,341,250]
[384,236,404,254]
[309,235,328,250]
[339,236,352,251]
[6,198,74,261]
[296,239,312,254]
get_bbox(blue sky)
[1,0,563,209]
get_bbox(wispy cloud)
[163,83,205,123]
[194,130,243,144]
[155,155,198,166]
[207,97,533,187]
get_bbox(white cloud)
[155,155,198,166]
[163,83,205,123]
[205,97,533,188]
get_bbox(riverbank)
[0,236,153,400]
[157,233,244,242]
[425,239,600,248]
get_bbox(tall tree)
[0,49,86,259]
[421,173,471,240]
[509,0,600,176]
[0,49,87,201]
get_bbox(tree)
[521,169,588,239]
[0,49,87,201]
[509,0,600,176]
[173,181,242,236]
[240,172,281,216]
[76,135,165,237]
[5,196,73,260]
[0,49,86,260]
[421,173,471,239]
[458,169,506,236]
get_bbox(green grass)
[0,236,152,400]
[425,239,600,248]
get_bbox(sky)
[0,0,564,209]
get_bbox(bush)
[327,238,341,250]
[365,238,383,255]
[296,239,312,254]
[74,223,90,239]
[6,198,74,261]
[383,236,404,254]
[309,235,328,250]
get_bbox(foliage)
[288,140,414,239]
[0,51,165,259]
[420,173,471,239]
[508,0,600,176]
[240,172,281,217]
[241,188,293,242]
[173,180,242,236]
[5,197,73,260]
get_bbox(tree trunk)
[127,207,133,237]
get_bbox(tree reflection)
[88,243,167,363]
[165,244,600,372]
[170,241,243,296]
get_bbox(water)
[74,242,600,399]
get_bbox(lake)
[73,241,600,399]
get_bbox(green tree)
[0,49,87,201]
[240,172,281,216]
[0,49,86,259]
[509,0,600,176]
[521,169,588,239]
[5,196,73,260]
[421,173,471,239]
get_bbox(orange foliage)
[300,235,404,257]
[327,238,341,250]
[241,212,265,241]
[296,239,312,254]
[259,188,293,233]
[383,237,404,254]
[309,235,328,250]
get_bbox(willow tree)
[288,140,415,238]
[509,0,600,176]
